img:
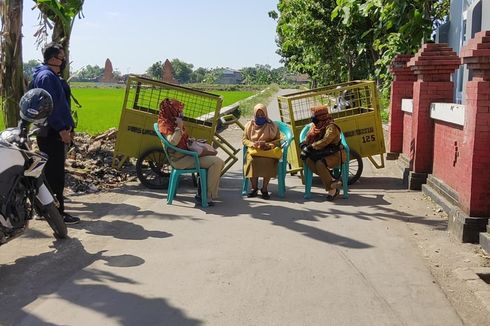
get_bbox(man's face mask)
[49,55,66,74]
[59,59,67,72]
[255,116,267,126]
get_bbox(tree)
[24,59,42,79]
[271,0,449,91]
[33,0,85,79]
[332,0,449,91]
[0,0,25,127]
[190,67,208,83]
[76,64,104,81]
[170,59,194,84]
[271,0,372,87]
[146,61,163,80]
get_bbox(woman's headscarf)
[245,103,279,142]
[305,105,334,144]
[158,98,189,149]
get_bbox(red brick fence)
[388,31,490,253]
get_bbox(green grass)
[1,88,254,134]
[379,91,390,123]
[213,91,254,106]
[72,88,125,134]
[73,88,253,134]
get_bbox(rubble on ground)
[65,128,137,194]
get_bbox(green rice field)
[1,88,254,135]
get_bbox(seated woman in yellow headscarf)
[242,103,281,199]
[300,105,347,201]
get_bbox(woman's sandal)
[326,188,340,201]
[247,188,259,198]
[195,194,215,207]
[261,189,271,200]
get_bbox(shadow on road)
[0,238,202,326]
[72,219,173,240]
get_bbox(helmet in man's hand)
[19,88,53,125]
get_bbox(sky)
[21,0,282,75]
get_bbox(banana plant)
[33,0,84,79]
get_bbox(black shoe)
[247,188,259,198]
[260,189,270,200]
[63,213,80,225]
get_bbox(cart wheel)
[136,148,170,189]
[348,150,363,185]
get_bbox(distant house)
[287,73,310,85]
[215,69,243,84]
[436,0,490,103]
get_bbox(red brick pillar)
[405,44,460,190]
[387,54,416,159]
[460,31,490,251]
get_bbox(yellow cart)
[277,80,385,184]
[113,75,241,189]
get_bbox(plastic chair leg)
[342,162,349,199]
[242,177,249,196]
[304,166,313,199]
[199,169,208,208]
[167,171,180,205]
[277,161,286,198]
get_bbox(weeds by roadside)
[237,84,280,117]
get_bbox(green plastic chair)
[153,123,209,207]
[299,123,350,199]
[241,121,294,198]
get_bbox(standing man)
[32,42,80,224]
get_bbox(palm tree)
[34,0,84,79]
[0,0,25,127]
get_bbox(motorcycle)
[0,93,67,245]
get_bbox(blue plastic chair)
[241,121,294,198]
[299,123,350,199]
[153,123,209,207]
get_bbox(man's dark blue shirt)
[32,64,74,132]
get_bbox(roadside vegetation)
[0,86,255,134]
[2,0,449,129]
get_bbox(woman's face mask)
[311,116,320,126]
[255,116,267,126]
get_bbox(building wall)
[402,112,413,159]
[432,122,469,206]
[444,0,489,103]
[484,0,490,30]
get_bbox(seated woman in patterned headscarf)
[158,98,224,206]
[301,105,346,201]
[242,103,281,200]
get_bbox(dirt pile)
[65,128,137,194]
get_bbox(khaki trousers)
[172,155,224,199]
[305,158,334,191]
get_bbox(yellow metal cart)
[113,75,241,189]
[277,80,385,184]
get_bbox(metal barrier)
[113,75,242,188]
[277,80,385,183]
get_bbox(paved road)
[265,88,297,121]
[0,90,465,326]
